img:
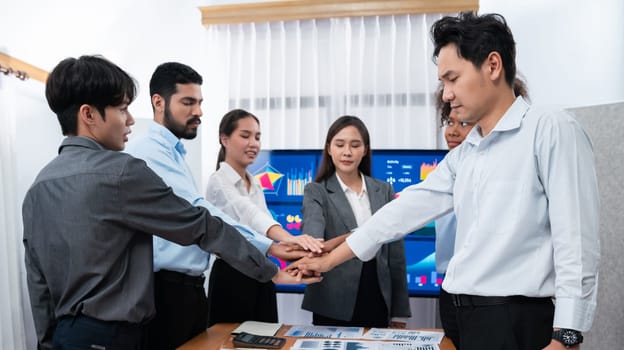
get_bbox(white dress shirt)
[346,97,600,331]
[206,161,279,236]
[335,172,372,227]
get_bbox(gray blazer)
[301,174,411,321]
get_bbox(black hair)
[149,62,203,107]
[45,55,137,135]
[216,109,260,170]
[431,11,517,87]
[315,115,371,183]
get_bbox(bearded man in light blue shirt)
[126,62,309,349]
[291,12,600,350]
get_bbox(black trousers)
[146,270,208,350]
[313,259,388,328]
[53,315,145,350]
[439,288,460,349]
[454,295,554,350]
[207,258,278,327]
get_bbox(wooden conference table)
[178,323,457,350]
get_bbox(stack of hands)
[269,234,347,285]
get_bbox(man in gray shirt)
[22,55,319,350]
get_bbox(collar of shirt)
[466,96,530,146]
[148,120,186,157]
[218,161,257,190]
[218,161,243,185]
[335,172,367,198]
[59,136,106,154]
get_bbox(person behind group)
[290,11,600,350]
[433,77,529,349]
[299,115,410,328]
[23,56,319,350]
[125,63,315,349]
[205,108,324,326]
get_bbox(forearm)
[322,233,349,252]
[325,242,356,270]
[266,224,291,242]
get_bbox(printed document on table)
[284,325,364,338]
[231,321,282,336]
[362,328,445,344]
[290,339,440,350]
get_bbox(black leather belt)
[155,269,205,288]
[451,294,552,307]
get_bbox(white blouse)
[205,161,280,236]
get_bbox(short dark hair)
[45,55,137,135]
[149,62,203,106]
[216,109,260,170]
[315,115,371,183]
[431,11,517,87]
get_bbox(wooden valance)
[200,0,479,26]
[0,52,48,83]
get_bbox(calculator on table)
[232,331,286,349]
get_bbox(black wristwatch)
[552,329,583,347]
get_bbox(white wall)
[479,0,624,108]
[2,0,623,346]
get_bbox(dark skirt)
[207,258,278,327]
[313,259,388,328]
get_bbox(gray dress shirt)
[22,136,277,348]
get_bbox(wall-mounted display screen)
[248,149,448,297]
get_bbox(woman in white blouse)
[205,108,323,325]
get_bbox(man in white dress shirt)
[290,12,600,350]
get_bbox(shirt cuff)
[553,296,597,331]
[346,228,381,261]
[258,217,281,237]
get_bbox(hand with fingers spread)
[281,233,325,254]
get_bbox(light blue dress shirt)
[434,213,456,274]
[126,121,273,276]
[347,97,600,331]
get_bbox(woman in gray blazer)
[301,116,411,328]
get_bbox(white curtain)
[0,77,28,350]
[201,14,446,152]
[199,14,450,327]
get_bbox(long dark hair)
[216,108,260,170]
[315,115,371,182]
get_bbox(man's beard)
[164,105,200,140]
